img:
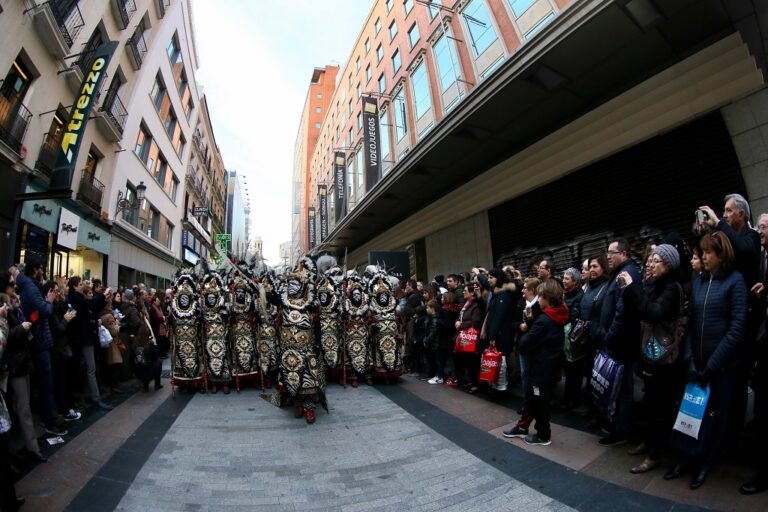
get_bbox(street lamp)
[115,181,147,216]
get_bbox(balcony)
[29,1,85,59]
[95,83,127,142]
[185,167,205,200]
[0,81,33,155]
[156,0,171,18]
[34,132,60,178]
[125,30,147,70]
[76,171,105,213]
[110,0,136,31]
[60,44,100,94]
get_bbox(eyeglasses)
[606,250,621,255]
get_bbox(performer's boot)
[223,384,230,395]
[366,375,373,386]
[210,385,218,394]
[351,378,358,388]
[294,404,305,418]
[305,410,315,424]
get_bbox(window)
[348,73,352,87]
[167,35,185,86]
[462,0,498,57]
[508,0,535,17]
[380,110,391,167]
[356,82,361,99]
[315,122,321,129]
[149,74,166,111]
[386,0,393,11]
[147,207,159,239]
[411,60,431,119]
[177,133,186,158]
[347,157,354,202]
[374,17,381,34]
[153,154,168,184]
[340,112,346,130]
[355,57,361,72]
[525,12,555,40]
[165,220,174,248]
[429,0,441,19]
[364,38,370,54]
[355,148,363,194]
[178,70,192,116]
[393,88,407,141]
[316,93,322,99]
[433,30,462,93]
[348,127,353,146]
[315,106,321,113]
[164,108,178,141]
[376,43,384,63]
[392,49,401,73]
[365,64,372,83]
[122,182,137,224]
[134,125,151,162]
[357,112,362,130]
[378,73,386,94]
[171,177,179,201]
[408,22,420,48]
[404,0,414,15]
[389,20,398,40]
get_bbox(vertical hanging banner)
[333,152,346,222]
[308,207,316,248]
[318,185,328,242]
[362,96,380,192]
[49,41,119,191]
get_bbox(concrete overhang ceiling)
[323,0,767,252]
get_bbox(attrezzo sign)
[362,96,380,192]
[50,41,119,190]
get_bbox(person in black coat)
[483,268,518,391]
[67,277,112,410]
[620,244,686,474]
[503,279,569,445]
[561,267,585,410]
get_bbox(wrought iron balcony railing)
[157,0,171,18]
[45,0,85,49]
[77,171,105,212]
[126,30,147,70]
[115,0,137,29]
[99,83,128,134]
[0,80,33,154]
[34,132,60,177]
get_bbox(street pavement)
[113,386,574,512]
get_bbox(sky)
[192,0,374,265]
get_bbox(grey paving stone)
[116,385,575,512]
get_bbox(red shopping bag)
[479,348,502,384]
[454,327,478,353]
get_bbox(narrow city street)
[12,370,765,512]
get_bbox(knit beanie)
[653,244,680,270]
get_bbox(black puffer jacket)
[484,283,517,354]
[519,304,569,387]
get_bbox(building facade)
[0,0,226,288]
[299,0,767,280]
[224,169,250,259]
[291,65,339,263]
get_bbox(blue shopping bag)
[589,350,624,418]
[672,382,710,440]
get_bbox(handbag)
[98,325,113,348]
[568,319,590,346]
[454,327,478,353]
[563,323,586,362]
[479,348,502,385]
[589,350,624,418]
[640,283,687,364]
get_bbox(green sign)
[216,233,232,241]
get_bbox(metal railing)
[127,29,147,69]
[116,0,137,28]
[99,83,128,134]
[157,0,171,17]
[185,166,205,199]
[46,0,85,49]
[0,80,33,154]
[34,132,60,177]
[77,171,105,211]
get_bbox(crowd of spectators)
[0,262,169,510]
[396,193,767,496]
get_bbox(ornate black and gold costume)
[342,272,370,385]
[368,271,402,379]
[170,270,203,381]
[228,272,258,386]
[278,256,326,423]
[256,273,280,383]
[316,255,343,371]
[200,270,231,392]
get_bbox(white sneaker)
[427,377,439,384]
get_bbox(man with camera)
[698,194,762,459]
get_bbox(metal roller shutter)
[488,112,746,273]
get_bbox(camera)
[696,209,708,224]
